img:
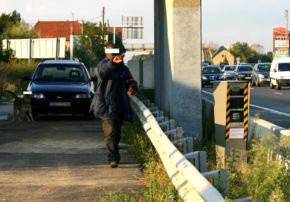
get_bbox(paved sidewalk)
[0,110,145,201]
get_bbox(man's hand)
[127,87,135,96]
[113,53,125,64]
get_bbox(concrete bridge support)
[154,0,202,139]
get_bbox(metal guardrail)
[130,95,225,202]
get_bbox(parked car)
[251,63,271,86]
[24,60,95,118]
[222,65,236,80]
[234,65,253,81]
[202,65,223,87]
[269,57,290,90]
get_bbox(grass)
[100,117,181,202]
[103,95,290,201]
[0,61,37,96]
[202,100,290,201]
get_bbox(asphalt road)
[0,116,144,201]
[202,84,290,129]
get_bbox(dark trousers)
[102,115,123,162]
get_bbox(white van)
[269,57,290,90]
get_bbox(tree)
[0,10,21,35]
[229,42,253,63]
[229,42,273,63]
[250,44,265,54]
[0,10,38,62]
[74,21,125,68]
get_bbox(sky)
[1,0,290,53]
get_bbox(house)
[34,21,83,50]
[212,46,235,65]
[108,26,123,40]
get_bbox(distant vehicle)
[269,57,290,90]
[234,65,253,81]
[24,60,95,118]
[202,60,212,65]
[222,65,236,80]
[219,62,229,69]
[202,65,223,87]
[251,63,271,86]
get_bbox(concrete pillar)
[154,0,202,139]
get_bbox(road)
[0,116,144,201]
[202,85,290,129]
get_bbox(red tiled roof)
[35,21,83,41]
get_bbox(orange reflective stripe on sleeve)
[127,78,136,82]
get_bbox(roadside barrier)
[130,95,226,202]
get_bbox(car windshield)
[278,63,290,71]
[258,64,270,71]
[33,64,88,82]
[224,66,236,71]
[202,67,221,74]
[238,66,252,72]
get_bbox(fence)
[2,38,66,59]
[130,95,227,202]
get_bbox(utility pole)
[286,9,289,56]
[70,12,74,60]
[102,7,105,46]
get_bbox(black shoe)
[110,161,118,168]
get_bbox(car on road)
[202,65,223,87]
[251,63,271,86]
[24,60,95,118]
[269,57,290,90]
[222,65,236,80]
[234,65,253,81]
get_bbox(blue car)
[202,65,223,87]
[24,60,95,118]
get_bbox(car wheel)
[277,80,281,90]
[270,79,275,89]
[256,79,260,87]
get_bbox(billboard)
[273,27,290,57]
[2,38,66,59]
[122,16,144,40]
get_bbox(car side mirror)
[22,76,31,81]
[90,76,98,82]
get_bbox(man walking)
[90,44,137,168]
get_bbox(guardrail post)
[184,151,207,173]
[173,137,193,154]
[203,169,228,195]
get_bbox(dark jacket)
[90,57,137,121]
